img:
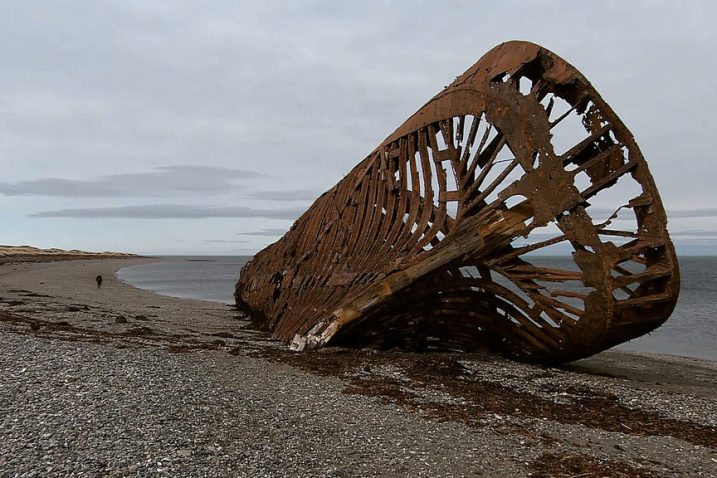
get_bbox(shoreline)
[116,256,717,365]
[114,257,238,306]
[1,258,715,476]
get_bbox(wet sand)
[0,258,715,477]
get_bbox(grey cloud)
[668,209,717,219]
[0,166,264,197]
[30,204,304,219]
[672,231,717,237]
[201,239,249,243]
[599,208,717,220]
[238,227,289,237]
[540,207,717,222]
[3,1,716,254]
[247,190,319,201]
[0,178,117,197]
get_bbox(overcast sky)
[1,1,715,255]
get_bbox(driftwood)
[235,41,679,363]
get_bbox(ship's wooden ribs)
[235,41,680,363]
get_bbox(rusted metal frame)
[549,105,577,129]
[457,114,482,182]
[352,159,386,264]
[356,157,386,256]
[422,302,528,351]
[316,187,369,281]
[566,142,624,180]
[616,237,667,260]
[432,121,455,191]
[580,159,639,201]
[407,129,438,251]
[538,299,585,327]
[331,177,365,265]
[399,134,424,251]
[612,281,639,300]
[357,172,395,267]
[438,118,465,188]
[297,213,342,289]
[560,124,615,164]
[235,41,679,362]
[455,115,465,146]
[531,293,584,319]
[501,265,583,282]
[462,126,502,193]
[476,269,564,348]
[463,158,522,216]
[278,209,350,337]
[596,229,640,239]
[486,234,569,266]
[477,300,558,355]
[462,135,510,208]
[547,289,589,300]
[291,198,333,265]
[481,284,569,345]
[383,142,427,258]
[612,266,672,287]
[615,292,674,308]
[359,278,561,354]
[410,200,448,249]
[346,169,375,264]
[325,206,533,338]
[371,148,401,258]
[327,230,480,337]
[331,181,360,261]
[291,253,326,299]
[489,262,583,331]
[378,142,413,262]
[343,167,375,257]
[414,124,449,250]
[442,305,553,356]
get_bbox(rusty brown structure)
[235,41,679,363]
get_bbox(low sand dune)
[0,245,138,264]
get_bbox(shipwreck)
[235,40,679,363]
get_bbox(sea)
[116,256,717,361]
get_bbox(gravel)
[0,335,527,477]
[0,258,715,477]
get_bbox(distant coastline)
[0,245,139,265]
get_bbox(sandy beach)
[0,258,715,477]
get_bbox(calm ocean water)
[117,256,717,361]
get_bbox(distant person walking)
[96,275,103,289]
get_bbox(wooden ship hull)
[235,41,679,363]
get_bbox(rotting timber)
[235,41,679,363]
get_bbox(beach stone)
[0,258,715,477]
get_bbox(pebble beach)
[1,258,716,477]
